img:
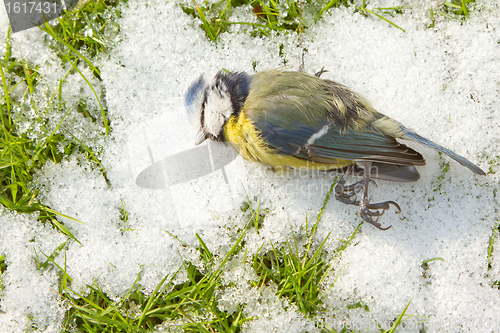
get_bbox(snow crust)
[1,0,500,331]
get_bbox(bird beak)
[195,129,207,146]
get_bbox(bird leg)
[357,161,400,230]
[335,166,362,204]
[335,162,401,230]
[334,166,376,205]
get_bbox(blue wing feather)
[256,116,425,166]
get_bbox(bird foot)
[315,67,328,77]
[334,182,362,205]
[359,200,401,230]
[334,162,401,231]
[334,179,377,205]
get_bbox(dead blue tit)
[185,69,485,230]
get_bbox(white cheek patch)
[204,88,233,136]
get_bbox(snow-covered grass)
[1,0,500,332]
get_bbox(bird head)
[185,71,251,145]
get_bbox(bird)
[185,68,485,230]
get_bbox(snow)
[1,0,500,331]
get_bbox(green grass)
[1,27,83,243]
[421,257,445,280]
[251,180,362,317]
[0,254,6,295]
[241,191,267,232]
[55,179,421,332]
[383,300,413,333]
[56,179,374,331]
[427,159,450,203]
[487,221,500,289]
[443,0,475,18]
[357,2,405,32]
[39,0,130,134]
[57,224,234,330]
[429,0,475,27]
[182,0,477,41]
[43,0,128,77]
[182,0,409,41]
[0,0,125,244]
[61,231,251,332]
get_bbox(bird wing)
[254,117,425,166]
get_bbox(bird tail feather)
[351,163,421,182]
[402,129,485,175]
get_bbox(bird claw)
[335,179,376,205]
[334,182,362,205]
[359,200,401,230]
[360,212,391,230]
[315,67,328,77]
[367,200,401,213]
[334,163,400,230]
